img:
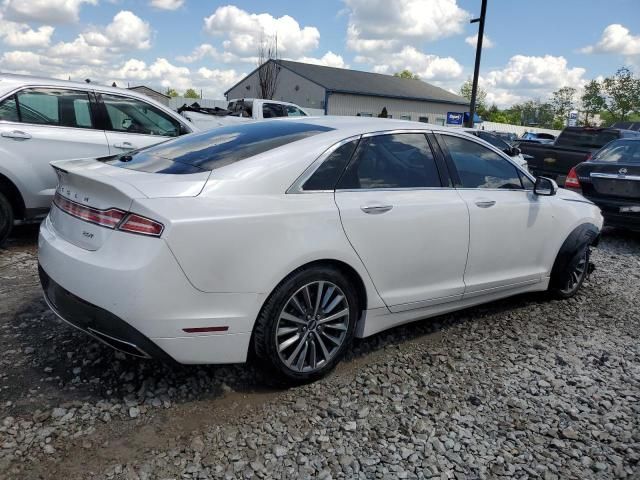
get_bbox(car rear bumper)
[38,215,261,364]
[583,195,640,231]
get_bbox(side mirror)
[534,176,558,196]
[505,146,521,156]
[179,123,191,135]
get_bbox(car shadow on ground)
[3,226,639,413]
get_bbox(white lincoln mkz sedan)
[38,117,603,383]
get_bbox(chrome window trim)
[590,172,640,181]
[286,135,362,194]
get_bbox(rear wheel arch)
[0,173,25,220]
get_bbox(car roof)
[0,72,165,105]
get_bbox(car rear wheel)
[253,266,359,384]
[0,192,13,247]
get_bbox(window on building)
[338,133,441,189]
[400,114,411,121]
[441,135,523,190]
[418,116,429,123]
[435,118,445,126]
[357,112,373,117]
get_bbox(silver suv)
[0,74,196,244]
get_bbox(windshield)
[593,139,640,164]
[556,129,618,149]
[107,121,333,174]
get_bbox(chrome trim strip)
[590,172,640,181]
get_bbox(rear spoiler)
[176,102,231,117]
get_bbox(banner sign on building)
[446,112,464,125]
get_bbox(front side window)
[101,93,180,137]
[338,133,441,189]
[303,139,359,191]
[262,103,286,118]
[286,105,307,117]
[4,88,94,128]
[441,135,522,190]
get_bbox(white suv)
[0,73,196,244]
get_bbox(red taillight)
[118,214,164,237]
[565,167,581,189]
[54,193,125,229]
[53,192,164,237]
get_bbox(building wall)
[326,93,467,125]
[226,67,326,111]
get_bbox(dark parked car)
[566,138,640,231]
[519,127,640,185]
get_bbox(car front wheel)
[253,266,359,384]
[551,246,590,298]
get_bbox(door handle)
[361,204,393,214]
[113,142,135,150]
[1,130,32,140]
[475,200,496,208]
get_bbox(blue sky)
[0,0,638,106]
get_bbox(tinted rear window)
[593,139,640,164]
[108,121,333,174]
[556,129,619,149]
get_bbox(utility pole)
[466,0,487,128]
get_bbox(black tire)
[549,245,590,299]
[0,192,13,247]
[253,265,359,385]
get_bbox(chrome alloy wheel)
[561,250,588,294]
[275,281,350,373]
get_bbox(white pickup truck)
[178,98,310,130]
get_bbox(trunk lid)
[50,158,209,250]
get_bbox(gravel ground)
[0,225,638,480]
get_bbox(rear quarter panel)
[133,193,386,309]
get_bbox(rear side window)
[441,135,522,189]
[101,93,180,137]
[593,139,640,163]
[108,121,334,173]
[338,133,441,189]
[556,129,619,149]
[303,140,359,191]
[0,95,19,122]
[3,88,94,128]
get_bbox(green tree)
[394,69,420,80]
[166,87,179,97]
[459,78,487,116]
[378,107,389,118]
[184,88,201,99]
[601,67,640,122]
[551,86,577,125]
[581,80,606,126]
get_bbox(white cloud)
[196,67,244,97]
[580,24,640,56]
[149,0,184,10]
[2,0,97,24]
[357,46,463,81]
[297,51,347,68]
[0,17,54,47]
[480,55,587,107]
[464,34,493,48]
[175,43,253,65]
[83,10,152,50]
[345,0,470,53]
[203,5,320,57]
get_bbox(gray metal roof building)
[225,60,469,125]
